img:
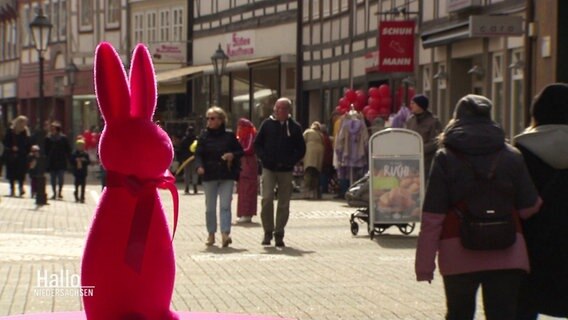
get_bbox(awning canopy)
[420,22,470,48]
[156,56,280,83]
[155,65,209,82]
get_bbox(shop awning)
[156,56,280,83]
[155,65,209,82]
[420,22,470,48]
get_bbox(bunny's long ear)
[129,44,156,120]
[94,42,130,123]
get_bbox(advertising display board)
[369,129,424,227]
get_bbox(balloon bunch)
[335,89,368,115]
[362,84,392,122]
[334,84,416,122]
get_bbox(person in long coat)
[3,115,31,197]
[235,118,258,223]
[303,121,325,199]
[513,83,568,319]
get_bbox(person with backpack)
[513,83,568,319]
[415,94,542,320]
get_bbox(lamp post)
[210,43,228,106]
[65,61,78,138]
[29,10,52,206]
[29,9,52,133]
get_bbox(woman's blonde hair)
[206,106,227,124]
[310,121,321,131]
[11,115,29,134]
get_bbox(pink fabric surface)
[0,312,294,320]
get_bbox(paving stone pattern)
[0,177,559,319]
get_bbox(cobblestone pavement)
[0,176,559,319]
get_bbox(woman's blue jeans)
[202,180,234,234]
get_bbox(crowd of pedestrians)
[3,84,567,319]
[1,118,98,204]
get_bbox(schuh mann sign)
[378,20,415,73]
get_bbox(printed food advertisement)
[371,157,421,222]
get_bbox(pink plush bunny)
[81,42,179,320]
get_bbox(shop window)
[435,63,449,124]
[251,64,279,126]
[80,0,93,31]
[105,0,120,29]
[491,53,504,127]
[231,70,251,127]
[509,49,524,137]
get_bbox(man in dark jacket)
[405,94,442,178]
[45,121,71,200]
[254,98,306,247]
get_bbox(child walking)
[70,139,91,203]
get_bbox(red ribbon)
[106,170,179,273]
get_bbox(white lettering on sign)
[382,27,413,36]
[382,58,412,66]
[383,164,410,178]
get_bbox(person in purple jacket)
[415,94,542,320]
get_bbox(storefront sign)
[149,42,186,63]
[378,20,415,73]
[225,31,255,58]
[469,15,524,37]
[448,0,481,13]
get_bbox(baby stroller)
[346,172,415,238]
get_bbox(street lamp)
[210,43,228,106]
[29,9,52,130]
[29,9,52,206]
[65,61,79,89]
[65,61,79,139]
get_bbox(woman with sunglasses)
[195,107,244,247]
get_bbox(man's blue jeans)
[202,180,234,234]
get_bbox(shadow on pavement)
[201,246,248,254]
[261,246,315,257]
[232,222,262,228]
[373,234,418,249]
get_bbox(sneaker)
[261,233,272,246]
[237,216,252,223]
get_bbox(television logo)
[33,269,95,297]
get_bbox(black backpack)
[453,149,517,250]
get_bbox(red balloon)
[338,97,350,109]
[335,105,346,115]
[344,89,357,102]
[378,84,391,97]
[362,105,371,115]
[369,97,381,110]
[368,87,380,99]
[355,90,368,109]
[379,97,392,113]
[365,109,379,122]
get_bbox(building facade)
[300,0,420,128]
[3,0,568,139]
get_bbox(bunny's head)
[95,42,173,178]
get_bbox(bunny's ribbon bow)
[106,170,179,273]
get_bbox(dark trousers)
[74,175,87,201]
[49,170,65,196]
[443,269,524,320]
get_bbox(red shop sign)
[378,20,415,73]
